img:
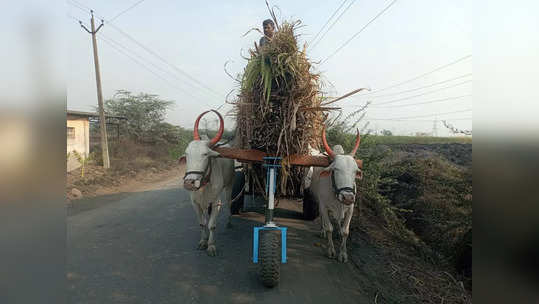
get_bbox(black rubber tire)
[230,171,245,215]
[259,231,280,288]
[302,188,319,221]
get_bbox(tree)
[104,90,174,143]
[381,129,393,136]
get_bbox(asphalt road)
[68,178,369,304]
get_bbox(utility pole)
[79,11,110,168]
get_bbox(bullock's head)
[321,126,362,205]
[179,110,224,191]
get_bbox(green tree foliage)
[381,129,393,136]
[104,90,175,144]
[102,90,236,160]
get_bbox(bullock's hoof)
[197,240,208,250]
[327,247,336,259]
[207,245,217,257]
[338,252,348,263]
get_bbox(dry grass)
[349,143,472,303]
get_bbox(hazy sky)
[67,0,473,136]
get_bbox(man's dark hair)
[263,19,275,28]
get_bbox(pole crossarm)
[79,21,92,34]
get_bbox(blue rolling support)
[253,226,287,263]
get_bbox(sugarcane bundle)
[230,10,367,196]
[231,18,328,196]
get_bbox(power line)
[68,4,217,107]
[70,14,156,77]
[67,0,90,14]
[442,118,473,122]
[346,79,471,107]
[66,14,80,22]
[67,2,214,105]
[321,0,398,64]
[367,79,471,106]
[97,34,213,108]
[372,94,471,108]
[366,117,472,122]
[68,0,91,12]
[98,31,210,102]
[67,1,223,103]
[359,55,472,95]
[355,73,472,99]
[309,0,348,47]
[109,0,148,22]
[366,109,472,121]
[103,21,223,100]
[310,0,356,50]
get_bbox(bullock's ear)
[356,169,363,180]
[323,161,335,171]
[178,155,186,166]
[208,149,221,158]
[320,163,334,177]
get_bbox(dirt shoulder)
[66,162,185,202]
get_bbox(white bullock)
[179,110,235,256]
[308,127,362,262]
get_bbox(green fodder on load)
[234,20,327,196]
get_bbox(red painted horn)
[193,111,210,140]
[321,126,336,159]
[209,110,224,147]
[192,110,224,147]
[349,129,361,156]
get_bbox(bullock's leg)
[338,207,354,263]
[222,187,234,229]
[192,202,208,249]
[319,218,326,238]
[321,207,336,258]
[206,200,222,256]
[319,206,329,239]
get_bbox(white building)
[67,110,126,172]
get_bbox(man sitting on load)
[259,19,275,47]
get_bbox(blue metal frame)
[253,226,287,263]
[253,157,287,264]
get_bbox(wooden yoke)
[213,147,363,169]
[213,147,267,163]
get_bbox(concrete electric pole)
[79,11,110,168]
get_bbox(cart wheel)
[302,188,319,221]
[231,171,245,215]
[259,230,280,287]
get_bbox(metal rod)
[266,167,275,224]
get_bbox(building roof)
[67,110,127,120]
